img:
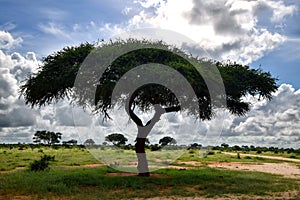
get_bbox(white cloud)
[267,0,297,22]
[0,31,40,129]
[223,84,300,148]
[0,31,22,50]
[127,0,296,64]
[39,8,69,21]
[38,22,72,40]
[122,7,133,15]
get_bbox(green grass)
[0,147,99,171]
[0,166,299,199]
[1,147,298,171]
[175,150,286,165]
[0,146,299,199]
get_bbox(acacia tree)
[105,133,128,146]
[159,136,176,146]
[33,130,62,146]
[21,39,277,176]
[83,138,95,146]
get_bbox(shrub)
[150,144,161,151]
[29,154,55,171]
[189,149,195,154]
[256,150,262,154]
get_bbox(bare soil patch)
[106,172,169,178]
[132,191,300,200]
[82,163,104,167]
[176,161,202,166]
[208,162,300,178]
[222,152,300,163]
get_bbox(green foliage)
[20,39,277,121]
[20,43,94,107]
[33,130,62,145]
[29,154,55,171]
[62,139,78,146]
[105,133,128,146]
[257,150,262,154]
[221,143,229,148]
[83,138,96,146]
[159,136,176,146]
[150,144,161,151]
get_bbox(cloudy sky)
[0,0,299,148]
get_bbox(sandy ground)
[2,191,299,200]
[208,162,300,178]
[222,152,300,163]
[132,191,300,200]
[106,172,169,178]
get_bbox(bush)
[150,144,161,151]
[29,154,55,171]
[189,149,195,154]
[256,150,262,154]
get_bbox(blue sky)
[0,0,300,148]
[1,0,300,87]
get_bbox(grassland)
[0,145,299,199]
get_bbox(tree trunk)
[135,138,150,177]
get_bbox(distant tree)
[159,136,176,146]
[83,139,96,146]
[62,139,77,145]
[233,145,241,151]
[33,130,62,145]
[190,143,202,149]
[105,133,128,146]
[221,143,229,148]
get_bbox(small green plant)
[29,154,55,171]
[189,149,195,154]
[256,150,262,154]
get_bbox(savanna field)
[0,144,299,200]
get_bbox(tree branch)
[126,97,143,127]
[165,106,181,113]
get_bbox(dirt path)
[222,152,300,163]
[208,162,300,178]
[132,191,300,200]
